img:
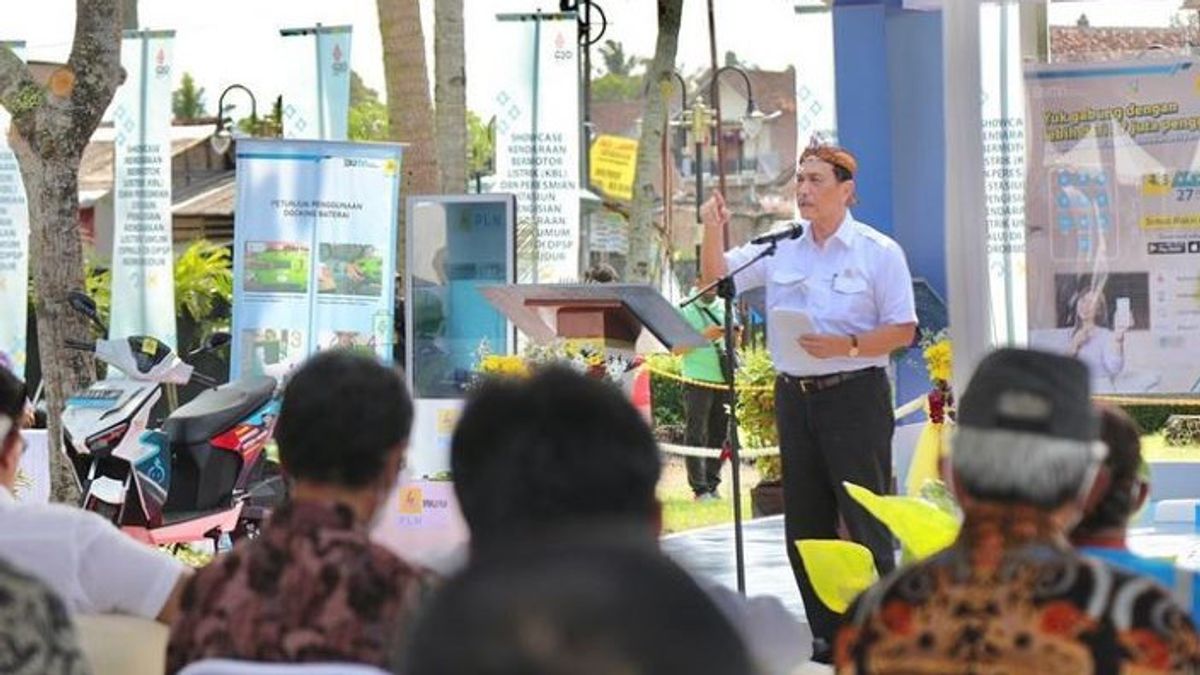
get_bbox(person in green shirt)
[678,283,736,501]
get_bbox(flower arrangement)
[920,329,954,424]
[473,338,637,386]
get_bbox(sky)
[1,0,1190,120]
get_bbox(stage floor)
[661,513,1200,625]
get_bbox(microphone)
[750,221,804,246]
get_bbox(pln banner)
[490,13,581,283]
[230,139,402,379]
[1025,59,1200,395]
[280,25,352,141]
[110,30,177,348]
[0,40,30,376]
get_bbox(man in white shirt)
[0,366,188,623]
[700,142,917,663]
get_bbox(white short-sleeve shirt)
[725,211,917,376]
[0,485,186,618]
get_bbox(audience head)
[583,263,619,284]
[949,348,1102,515]
[451,366,661,552]
[404,535,752,675]
[1073,404,1147,538]
[0,367,28,490]
[276,350,413,508]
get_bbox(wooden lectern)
[478,284,709,354]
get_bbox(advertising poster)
[490,12,581,283]
[109,30,177,348]
[280,25,352,141]
[230,139,402,379]
[1025,59,1200,394]
[589,134,637,202]
[0,41,29,375]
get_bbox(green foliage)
[84,263,112,326]
[591,72,643,103]
[174,239,233,341]
[598,39,639,77]
[348,70,389,141]
[235,95,282,137]
[646,352,684,427]
[172,72,207,120]
[734,346,779,482]
[467,110,494,175]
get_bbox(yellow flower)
[480,354,529,378]
[923,339,952,383]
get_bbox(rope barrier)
[642,363,773,392]
[1094,395,1200,407]
[657,394,928,459]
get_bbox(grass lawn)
[658,456,760,534]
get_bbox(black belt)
[777,367,881,394]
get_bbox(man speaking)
[699,142,917,663]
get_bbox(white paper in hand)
[769,308,821,375]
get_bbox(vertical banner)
[230,139,402,379]
[280,25,352,141]
[491,13,581,283]
[793,5,838,145]
[980,2,1027,346]
[1025,59,1200,394]
[0,41,29,375]
[110,30,176,347]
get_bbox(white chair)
[75,614,169,675]
[178,659,392,675]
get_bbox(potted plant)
[735,346,784,517]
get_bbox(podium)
[478,284,710,353]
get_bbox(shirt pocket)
[767,269,807,310]
[830,269,874,321]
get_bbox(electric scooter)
[61,291,285,546]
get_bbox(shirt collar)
[800,210,858,249]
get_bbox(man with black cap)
[700,140,917,661]
[835,348,1200,673]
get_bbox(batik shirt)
[835,505,1200,674]
[167,500,433,673]
[0,558,90,675]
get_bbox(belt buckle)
[797,377,812,394]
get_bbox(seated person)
[167,351,432,672]
[0,556,90,675]
[836,348,1200,674]
[404,533,753,675]
[448,367,808,674]
[0,367,188,623]
[1071,404,1200,622]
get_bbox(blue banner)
[280,25,352,141]
[0,40,29,375]
[230,139,403,379]
[110,30,177,347]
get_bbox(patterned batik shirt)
[167,500,434,673]
[0,558,90,675]
[835,505,1200,674]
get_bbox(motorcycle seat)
[163,376,276,445]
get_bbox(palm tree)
[598,39,638,77]
[377,0,440,279]
[434,0,467,194]
[626,0,684,285]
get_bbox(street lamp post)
[709,65,765,246]
[210,84,259,156]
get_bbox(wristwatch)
[848,334,860,358]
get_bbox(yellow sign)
[589,135,638,202]
[399,485,424,514]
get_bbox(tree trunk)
[434,0,467,194]
[121,0,137,30]
[0,0,124,502]
[626,0,684,286]
[377,0,440,281]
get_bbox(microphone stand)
[682,239,781,595]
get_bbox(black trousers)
[683,381,730,496]
[774,368,895,649]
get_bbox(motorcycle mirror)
[66,291,107,333]
[204,332,232,351]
